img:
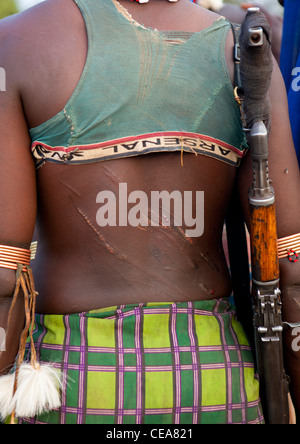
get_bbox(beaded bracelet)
[277,233,300,262]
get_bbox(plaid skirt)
[18,299,264,424]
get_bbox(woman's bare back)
[1,0,238,313]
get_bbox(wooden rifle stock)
[248,123,289,424]
[250,204,279,284]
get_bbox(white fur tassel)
[14,363,62,418]
[198,0,224,11]
[0,363,62,421]
[0,373,15,421]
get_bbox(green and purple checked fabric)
[18,299,264,424]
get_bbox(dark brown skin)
[0,0,299,419]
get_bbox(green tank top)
[30,0,248,168]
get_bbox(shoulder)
[0,0,83,81]
[0,0,86,124]
[182,2,235,82]
[179,0,226,31]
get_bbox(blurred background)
[16,0,44,10]
[0,0,283,19]
[0,0,44,19]
[223,0,283,16]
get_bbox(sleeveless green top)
[30,0,248,168]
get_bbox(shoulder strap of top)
[230,22,247,128]
[230,22,242,91]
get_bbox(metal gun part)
[248,121,275,206]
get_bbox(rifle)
[239,8,290,424]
